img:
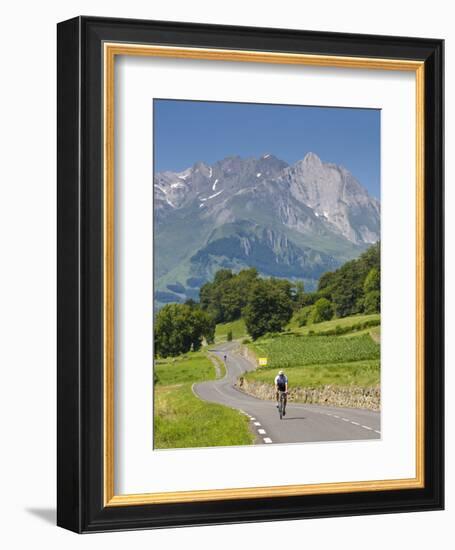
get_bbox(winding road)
[193,343,380,445]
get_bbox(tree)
[243,279,293,340]
[154,304,192,357]
[292,281,305,310]
[316,243,380,318]
[364,290,380,314]
[154,304,215,357]
[199,268,259,323]
[297,291,320,308]
[318,271,336,292]
[310,298,334,323]
[188,308,215,350]
[296,305,314,327]
[364,267,380,294]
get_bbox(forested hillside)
[154,243,380,357]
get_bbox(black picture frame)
[57,16,444,533]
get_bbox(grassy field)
[154,351,253,449]
[287,313,380,335]
[245,360,379,388]
[245,314,381,391]
[214,318,247,342]
[155,353,216,385]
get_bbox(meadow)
[214,318,247,342]
[154,351,253,449]
[287,313,380,336]
[245,359,379,388]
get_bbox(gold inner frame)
[103,43,425,507]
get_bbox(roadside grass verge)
[207,352,227,378]
[154,351,253,449]
[244,359,380,388]
[154,352,215,386]
[154,385,253,449]
[215,318,247,342]
[249,333,379,369]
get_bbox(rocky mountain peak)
[154,151,380,306]
[302,151,323,166]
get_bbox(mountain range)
[154,152,380,306]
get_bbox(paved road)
[193,343,380,445]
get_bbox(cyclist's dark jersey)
[275,374,288,391]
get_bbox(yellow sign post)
[258,357,268,366]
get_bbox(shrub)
[364,267,380,294]
[364,290,380,314]
[227,330,233,342]
[297,305,314,327]
[298,292,321,307]
[310,298,334,324]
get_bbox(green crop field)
[154,351,253,449]
[250,333,380,369]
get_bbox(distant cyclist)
[275,370,288,416]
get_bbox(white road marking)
[342,418,350,422]
[361,425,373,431]
[374,430,381,434]
[333,415,340,419]
[258,429,266,435]
[263,438,273,444]
[351,421,360,426]
[254,422,261,426]
[250,417,256,421]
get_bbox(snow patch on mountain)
[207,190,223,200]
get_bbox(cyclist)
[275,370,288,416]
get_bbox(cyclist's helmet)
[278,370,284,375]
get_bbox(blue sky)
[154,99,380,199]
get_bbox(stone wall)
[239,379,380,411]
[238,344,259,367]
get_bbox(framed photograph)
[57,16,444,533]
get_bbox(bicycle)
[277,390,287,420]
